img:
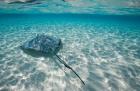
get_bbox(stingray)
[20,34,85,85]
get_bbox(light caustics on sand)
[0,14,140,91]
[0,1,140,91]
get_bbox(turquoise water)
[0,14,140,91]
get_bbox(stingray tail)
[55,54,85,85]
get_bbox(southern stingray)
[20,34,85,85]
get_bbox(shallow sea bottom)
[0,15,140,91]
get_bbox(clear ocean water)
[0,14,140,91]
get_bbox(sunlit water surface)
[0,14,140,91]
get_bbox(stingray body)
[21,35,62,57]
[21,34,85,85]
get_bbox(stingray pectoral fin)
[55,54,85,85]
